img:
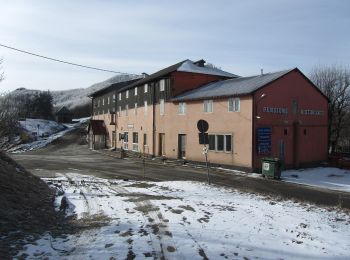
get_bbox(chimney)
[142,72,149,78]
[194,59,206,67]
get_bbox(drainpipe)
[114,89,117,149]
[152,82,156,157]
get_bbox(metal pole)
[204,145,210,185]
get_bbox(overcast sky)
[0,0,349,92]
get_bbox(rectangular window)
[118,106,121,115]
[102,98,105,106]
[144,100,148,115]
[125,104,128,116]
[208,134,232,152]
[228,98,240,112]
[132,132,139,151]
[144,84,148,93]
[134,103,138,115]
[134,87,138,96]
[217,135,224,151]
[123,132,128,150]
[160,99,165,115]
[107,96,110,105]
[126,90,129,99]
[113,94,116,102]
[118,93,121,101]
[143,133,147,146]
[160,79,165,91]
[178,102,186,115]
[208,135,215,150]
[225,135,232,152]
[203,100,213,113]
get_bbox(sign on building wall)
[257,127,272,155]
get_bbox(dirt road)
[11,127,350,209]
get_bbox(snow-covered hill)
[11,74,141,110]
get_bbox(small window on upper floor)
[107,96,110,105]
[144,100,148,115]
[102,98,105,106]
[134,103,138,115]
[144,84,148,93]
[113,94,116,102]
[134,87,138,96]
[118,93,121,101]
[178,102,186,115]
[228,98,240,112]
[160,99,165,115]
[203,100,213,113]
[126,90,129,99]
[160,79,165,91]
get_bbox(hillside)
[0,151,59,259]
[11,74,141,111]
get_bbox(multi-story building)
[89,59,328,171]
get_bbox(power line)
[0,43,135,75]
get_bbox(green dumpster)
[261,157,282,179]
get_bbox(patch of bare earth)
[0,151,66,259]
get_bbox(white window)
[107,96,110,105]
[123,132,128,150]
[134,87,138,96]
[118,93,121,101]
[118,106,121,115]
[204,100,213,113]
[228,97,240,112]
[126,90,129,99]
[113,94,116,102]
[160,99,165,115]
[160,79,165,91]
[134,103,138,115]
[144,84,148,93]
[132,132,139,151]
[178,102,186,115]
[144,100,148,115]
[208,134,232,152]
[125,104,128,116]
[102,98,105,106]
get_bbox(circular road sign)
[197,119,209,133]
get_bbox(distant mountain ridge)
[12,74,141,110]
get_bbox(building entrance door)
[158,133,165,156]
[178,134,186,159]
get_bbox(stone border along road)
[11,126,350,209]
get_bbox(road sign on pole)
[197,119,210,185]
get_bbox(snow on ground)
[8,118,88,153]
[18,173,350,260]
[282,167,350,193]
[19,118,66,136]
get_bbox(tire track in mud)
[109,182,181,260]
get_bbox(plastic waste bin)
[261,157,282,179]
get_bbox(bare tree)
[310,65,350,153]
[0,93,23,140]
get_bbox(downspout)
[114,89,117,149]
[152,82,156,157]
